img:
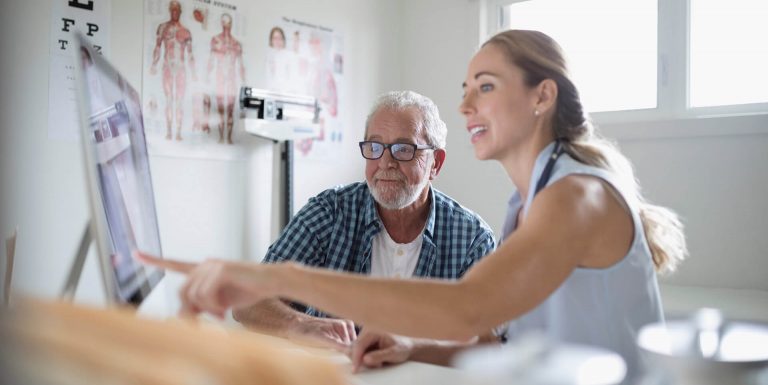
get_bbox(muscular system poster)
[143,0,247,159]
[265,17,345,162]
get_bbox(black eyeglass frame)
[358,141,436,161]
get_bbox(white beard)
[368,172,430,210]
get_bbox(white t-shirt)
[370,228,423,279]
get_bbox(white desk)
[137,286,470,385]
[8,297,474,385]
[303,348,473,385]
[351,361,472,385]
[292,346,472,385]
[225,329,471,385]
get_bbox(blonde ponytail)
[639,204,687,274]
[486,29,688,274]
[563,137,688,275]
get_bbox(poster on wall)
[265,17,345,162]
[143,0,248,159]
[48,0,111,140]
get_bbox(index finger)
[134,250,196,274]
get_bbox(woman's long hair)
[484,30,687,274]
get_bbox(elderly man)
[233,91,495,349]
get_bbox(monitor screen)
[74,33,163,306]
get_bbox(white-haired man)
[233,91,495,350]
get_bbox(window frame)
[482,0,768,127]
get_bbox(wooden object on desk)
[0,298,348,385]
[3,228,16,306]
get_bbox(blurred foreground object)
[453,332,626,385]
[638,308,768,384]
[0,297,347,385]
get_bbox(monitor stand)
[59,222,168,315]
[4,228,17,306]
[60,222,93,300]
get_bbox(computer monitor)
[73,33,163,306]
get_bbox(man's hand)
[349,329,415,372]
[287,316,357,352]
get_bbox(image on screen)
[76,34,164,305]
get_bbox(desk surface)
[138,276,471,384]
[351,361,471,385]
[237,330,470,385]
[7,298,468,385]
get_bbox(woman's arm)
[139,175,632,340]
[272,175,629,338]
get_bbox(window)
[689,0,768,107]
[488,0,768,119]
[501,0,657,113]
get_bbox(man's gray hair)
[364,91,447,149]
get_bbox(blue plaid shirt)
[263,182,496,318]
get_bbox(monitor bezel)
[73,33,164,307]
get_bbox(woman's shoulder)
[549,155,636,207]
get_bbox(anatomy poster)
[143,0,247,159]
[266,17,345,162]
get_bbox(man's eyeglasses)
[358,141,436,161]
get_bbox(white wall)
[603,117,768,290]
[0,0,400,305]
[397,0,512,239]
[2,0,765,311]
[398,0,768,292]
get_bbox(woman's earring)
[534,109,540,117]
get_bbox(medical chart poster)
[143,0,248,160]
[48,0,112,140]
[265,17,345,162]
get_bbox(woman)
[138,30,686,378]
[269,26,286,49]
